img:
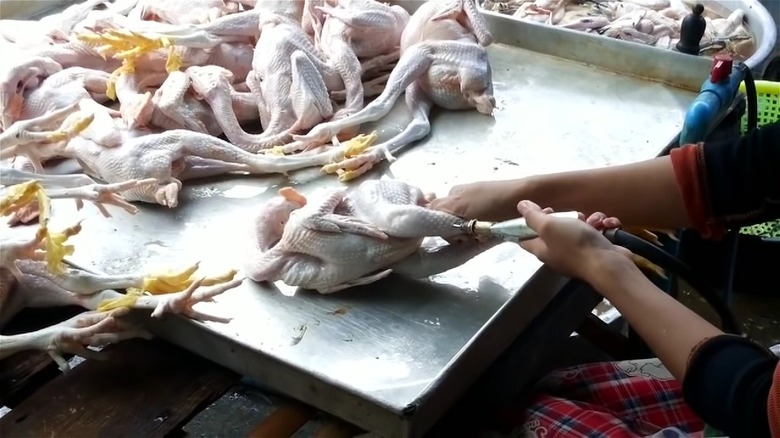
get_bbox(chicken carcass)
[0,50,63,131]
[314,0,410,120]
[25,100,337,207]
[290,0,496,181]
[245,179,497,293]
[237,13,340,151]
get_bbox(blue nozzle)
[678,66,746,146]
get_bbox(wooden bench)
[0,307,363,438]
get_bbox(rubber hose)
[739,63,758,134]
[602,228,743,335]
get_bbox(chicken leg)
[315,0,409,119]
[0,167,96,189]
[0,102,89,150]
[0,308,147,372]
[342,178,466,239]
[0,106,95,172]
[293,39,495,146]
[188,57,333,152]
[63,127,339,207]
[322,82,433,181]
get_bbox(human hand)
[428,180,523,221]
[517,200,632,281]
[578,211,623,231]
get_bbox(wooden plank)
[314,419,362,438]
[0,351,58,407]
[0,338,239,437]
[248,403,316,438]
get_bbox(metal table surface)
[2,4,710,437]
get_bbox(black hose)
[602,229,743,335]
[739,63,758,134]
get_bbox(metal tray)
[3,2,705,436]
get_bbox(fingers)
[586,212,608,229]
[602,217,622,229]
[516,200,547,231]
[585,212,622,231]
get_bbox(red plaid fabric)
[488,360,706,437]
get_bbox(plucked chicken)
[245,179,498,293]
[290,0,496,181]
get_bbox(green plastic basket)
[737,80,780,238]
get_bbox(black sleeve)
[682,334,778,438]
[702,121,780,228]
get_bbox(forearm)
[519,156,692,230]
[585,256,723,381]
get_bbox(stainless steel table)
[1,3,712,436]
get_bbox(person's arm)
[584,255,722,381]
[681,335,778,438]
[691,120,780,233]
[585,256,778,437]
[516,156,690,230]
[512,121,780,236]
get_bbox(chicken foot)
[0,102,90,150]
[0,308,148,372]
[14,258,235,296]
[123,8,265,48]
[0,106,95,172]
[322,83,433,182]
[1,273,241,370]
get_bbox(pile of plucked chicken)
[1,0,496,208]
[479,0,755,60]
[0,0,498,371]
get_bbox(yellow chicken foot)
[97,276,244,323]
[321,131,380,182]
[0,180,53,225]
[140,261,239,294]
[77,29,183,98]
[44,221,83,275]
